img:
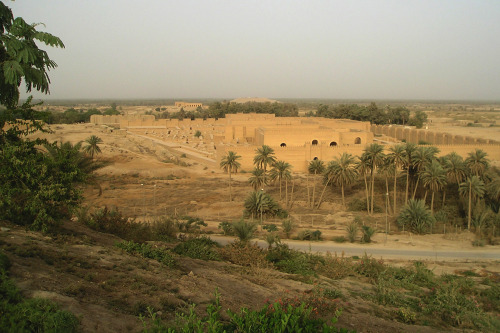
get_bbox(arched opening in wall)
[312,139,318,145]
[313,157,318,160]
[354,137,361,144]
[280,143,286,147]
[329,141,337,147]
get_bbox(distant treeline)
[39,106,120,124]
[151,102,299,120]
[310,102,428,128]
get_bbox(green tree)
[244,191,281,222]
[269,160,292,201]
[387,144,407,213]
[465,149,489,178]
[248,168,267,191]
[364,143,385,215]
[411,146,439,199]
[403,143,417,205]
[308,159,325,208]
[420,160,447,214]
[357,152,372,213]
[231,219,257,243]
[0,2,65,108]
[459,176,485,231]
[219,151,241,201]
[82,135,103,160]
[253,145,276,173]
[328,153,359,207]
[397,199,435,234]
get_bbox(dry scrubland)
[2,105,500,332]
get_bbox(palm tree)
[83,135,103,160]
[244,190,280,222]
[465,149,489,178]
[387,144,407,213]
[253,145,277,173]
[378,158,395,215]
[485,168,500,202]
[329,153,359,207]
[249,168,267,190]
[420,160,447,214]
[219,151,241,201]
[364,143,385,215]
[403,143,417,205]
[308,159,325,208]
[445,152,467,186]
[316,160,336,210]
[459,175,485,230]
[269,160,292,200]
[411,146,439,199]
[357,153,372,213]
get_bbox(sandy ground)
[31,122,500,262]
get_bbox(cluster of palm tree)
[220,143,500,236]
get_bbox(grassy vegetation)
[141,289,353,333]
[115,241,175,267]
[0,251,79,332]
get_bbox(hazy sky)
[8,0,500,100]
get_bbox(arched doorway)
[313,157,318,160]
[329,141,337,147]
[312,139,318,145]
[354,137,361,144]
[280,143,286,147]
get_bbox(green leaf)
[2,60,23,84]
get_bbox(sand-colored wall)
[90,114,155,125]
[371,124,500,145]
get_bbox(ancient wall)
[371,124,499,145]
[90,114,155,125]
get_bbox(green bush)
[218,221,234,235]
[0,251,11,272]
[297,229,322,241]
[262,224,279,232]
[142,289,352,332]
[332,236,347,243]
[173,236,221,261]
[397,199,435,234]
[0,255,79,332]
[231,219,257,243]
[115,241,175,267]
[346,222,358,243]
[266,243,321,276]
[176,216,207,233]
[281,219,295,238]
[361,226,375,243]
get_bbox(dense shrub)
[397,199,436,234]
[80,207,177,242]
[218,221,234,235]
[218,241,270,268]
[173,236,221,261]
[266,243,322,276]
[231,219,257,243]
[142,290,351,332]
[115,241,175,267]
[346,222,358,243]
[297,229,322,241]
[175,216,207,233]
[361,226,375,243]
